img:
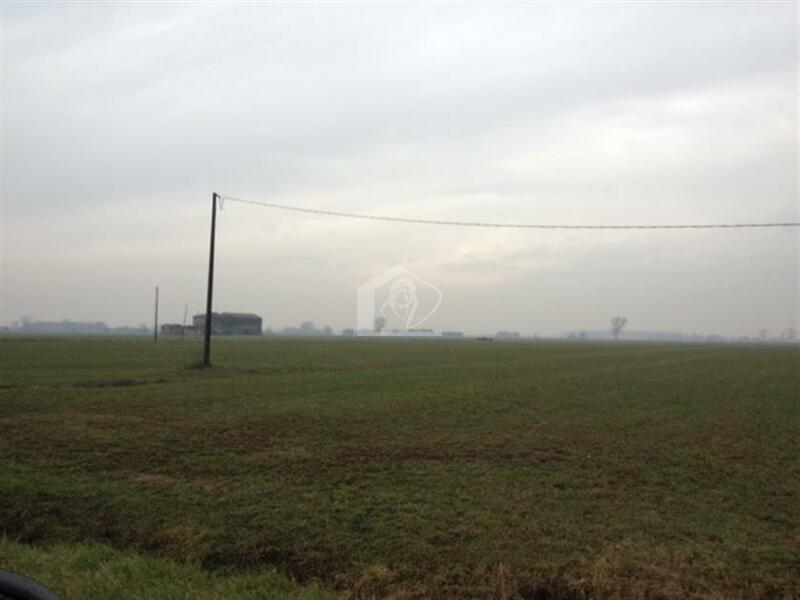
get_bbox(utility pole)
[154,286,159,343]
[182,304,189,340]
[203,192,219,367]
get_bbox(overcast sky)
[2,2,798,336]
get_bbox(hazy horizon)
[2,2,798,338]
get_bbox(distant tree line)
[3,318,149,335]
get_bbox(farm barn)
[160,323,184,335]
[193,312,262,336]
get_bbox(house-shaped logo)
[356,266,442,336]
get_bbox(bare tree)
[374,316,387,333]
[610,316,627,341]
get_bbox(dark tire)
[0,570,61,600]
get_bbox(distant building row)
[161,312,262,336]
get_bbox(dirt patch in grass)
[121,472,181,486]
[73,377,168,388]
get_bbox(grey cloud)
[2,2,797,336]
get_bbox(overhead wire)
[220,195,800,230]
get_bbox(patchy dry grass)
[0,537,333,600]
[0,336,798,598]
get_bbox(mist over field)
[2,2,798,337]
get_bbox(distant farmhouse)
[495,331,520,339]
[192,312,262,336]
[160,323,185,336]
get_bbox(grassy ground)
[0,336,797,598]
[0,537,333,600]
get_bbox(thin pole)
[154,286,159,343]
[182,304,188,340]
[203,193,218,367]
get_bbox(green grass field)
[1,336,797,598]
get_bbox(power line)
[221,195,800,230]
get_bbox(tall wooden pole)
[203,193,218,367]
[154,286,159,343]
[182,304,188,340]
